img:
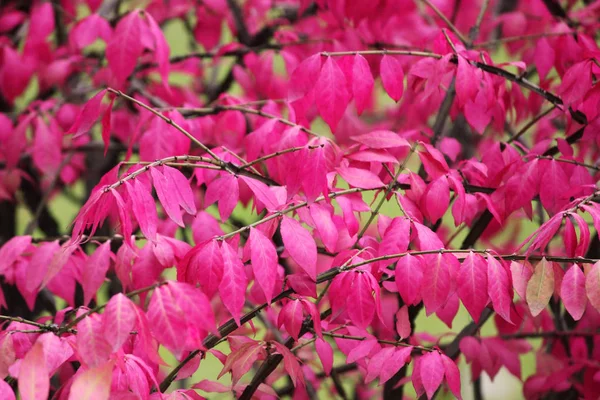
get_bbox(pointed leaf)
[102,293,136,352]
[487,255,513,323]
[380,55,404,102]
[315,57,351,132]
[280,216,317,280]
[526,257,555,317]
[68,361,114,400]
[18,342,48,400]
[219,241,248,325]
[352,54,374,114]
[457,252,488,321]
[420,351,444,399]
[585,261,600,313]
[561,264,587,320]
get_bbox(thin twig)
[421,0,468,45]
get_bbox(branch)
[420,0,468,45]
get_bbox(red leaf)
[487,255,513,323]
[421,175,450,222]
[18,342,48,400]
[280,216,317,280]
[76,315,112,368]
[240,176,281,212]
[365,347,395,383]
[457,252,488,322]
[455,56,478,107]
[67,89,107,138]
[205,174,239,221]
[534,37,555,80]
[0,235,31,275]
[249,228,278,304]
[379,217,410,271]
[347,338,377,363]
[278,300,303,340]
[561,264,587,320]
[380,347,412,384]
[219,241,248,325]
[420,351,444,399]
[380,55,404,102]
[106,10,144,85]
[147,285,187,357]
[315,57,351,132]
[539,160,569,215]
[0,380,15,400]
[352,54,374,114]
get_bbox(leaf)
[365,347,395,383]
[288,53,321,102]
[280,216,317,280]
[240,176,280,212]
[101,96,114,156]
[380,347,412,384]
[315,338,333,376]
[147,285,187,357]
[561,264,587,320]
[125,179,158,242]
[351,130,410,149]
[315,57,351,132]
[380,55,404,102]
[102,293,136,352]
[487,255,513,323]
[352,54,374,114]
[106,10,144,85]
[421,253,451,315]
[278,300,303,340]
[144,12,170,85]
[585,261,600,313]
[347,339,377,363]
[510,261,533,300]
[539,160,569,216]
[347,272,376,329]
[18,342,48,400]
[0,235,31,274]
[310,204,338,253]
[420,351,444,399]
[421,176,449,223]
[67,89,107,138]
[82,241,112,306]
[440,354,462,399]
[395,305,411,339]
[179,240,223,298]
[205,174,239,221]
[395,254,423,305]
[455,56,478,107]
[337,165,384,189]
[249,228,278,304]
[379,217,410,271]
[68,361,114,400]
[219,241,248,325]
[457,252,488,322]
[76,315,112,368]
[0,380,15,400]
[526,257,555,317]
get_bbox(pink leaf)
[421,175,449,222]
[0,380,15,400]
[67,89,107,138]
[249,228,278,304]
[347,272,376,329]
[205,175,239,221]
[179,240,223,298]
[380,55,404,102]
[315,338,333,376]
[526,257,555,317]
[147,285,187,357]
[106,10,144,85]
[351,130,410,149]
[18,342,48,400]
[585,261,600,313]
[76,315,112,368]
[352,54,374,114]
[420,351,444,399]
[379,217,410,271]
[315,57,351,132]
[337,165,384,189]
[395,305,411,339]
[457,252,488,322]
[510,261,533,300]
[395,254,423,305]
[380,347,412,384]
[240,176,280,212]
[455,56,478,107]
[347,339,378,363]
[310,204,338,253]
[144,12,170,85]
[539,160,569,216]
[219,241,248,325]
[280,216,317,280]
[288,53,321,102]
[487,255,513,323]
[68,360,114,400]
[0,235,31,275]
[534,37,555,80]
[102,293,136,352]
[101,96,114,156]
[421,253,451,315]
[561,264,587,320]
[440,354,462,399]
[365,347,395,383]
[278,300,303,340]
[125,179,157,242]
[82,241,112,306]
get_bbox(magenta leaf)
[249,228,278,304]
[280,216,317,280]
[315,57,351,132]
[380,55,404,102]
